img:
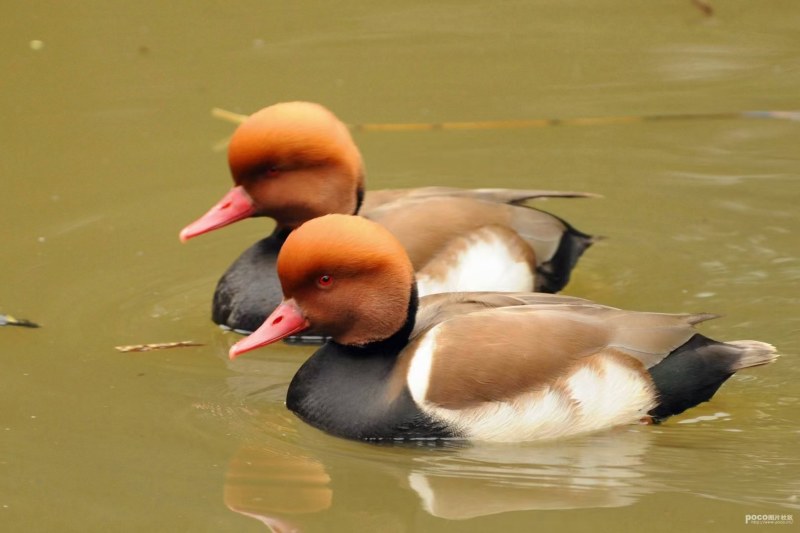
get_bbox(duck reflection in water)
[223,429,654,530]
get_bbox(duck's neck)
[270,225,293,242]
[354,186,365,215]
[272,186,363,234]
[336,283,418,355]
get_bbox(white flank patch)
[415,356,656,443]
[565,359,657,434]
[417,230,534,296]
[406,329,439,405]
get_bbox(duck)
[180,101,596,334]
[228,214,778,442]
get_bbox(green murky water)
[2,2,798,531]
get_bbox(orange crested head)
[275,214,415,345]
[228,102,363,184]
[226,102,365,228]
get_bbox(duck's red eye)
[317,275,334,288]
[266,166,280,177]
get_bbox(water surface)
[2,1,799,531]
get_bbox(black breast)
[212,229,286,333]
[286,337,457,441]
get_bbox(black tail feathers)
[647,334,778,422]
[535,224,597,293]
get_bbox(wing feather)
[405,292,716,409]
